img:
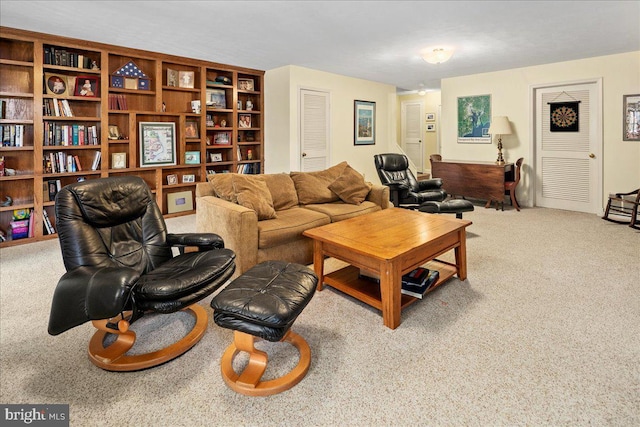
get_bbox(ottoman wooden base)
[220,330,311,396]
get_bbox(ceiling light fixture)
[417,84,426,96]
[422,47,454,64]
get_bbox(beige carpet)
[1,204,638,426]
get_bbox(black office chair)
[374,153,447,208]
[48,176,236,371]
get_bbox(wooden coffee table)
[303,208,472,329]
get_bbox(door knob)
[302,152,307,157]
[589,153,595,158]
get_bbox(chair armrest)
[196,195,259,278]
[49,266,139,335]
[417,178,443,191]
[167,233,225,251]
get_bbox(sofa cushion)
[290,161,348,205]
[232,175,277,220]
[303,201,381,222]
[328,165,372,205]
[257,207,330,249]
[207,174,237,203]
[262,173,299,211]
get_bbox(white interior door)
[534,81,602,213]
[401,101,423,171]
[299,88,330,172]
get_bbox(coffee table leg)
[312,240,325,291]
[455,229,467,281]
[379,262,402,329]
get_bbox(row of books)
[1,125,25,147]
[44,46,95,69]
[44,151,101,174]
[43,98,74,117]
[43,122,99,146]
[108,94,128,111]
[358,267,440,299]
[236,163,259,174]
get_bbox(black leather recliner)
[48,176,236,371]
[374,153,447,208]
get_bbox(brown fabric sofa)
[196,162,390,278]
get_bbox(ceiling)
[2,1,639,92]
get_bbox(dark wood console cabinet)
[431,160,513,206]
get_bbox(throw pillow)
[207,174,236,203]
[262,173,299,210]
[328,165,372,204]
[231,175,277,220]
[290,161,349,205]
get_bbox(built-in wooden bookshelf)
[0,27,264,247]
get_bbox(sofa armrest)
[366,184,391,209]
[195,182,216,198]
[196,195,258,278]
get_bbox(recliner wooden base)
[220,330,311,396]
[88,304,208,372]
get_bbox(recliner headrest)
[375,153,409,172]
[66,176,152,227]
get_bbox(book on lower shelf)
[358,266,440,299]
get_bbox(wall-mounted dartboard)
[550,102,579,132]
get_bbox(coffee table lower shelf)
[323,260,458,311]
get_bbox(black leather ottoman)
[210,260,318,396]
[419,199,475,219]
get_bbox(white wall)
[441,51,640,208]
[264,65,397,183]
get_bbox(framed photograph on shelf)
[108,125,121,140]
[182,174,195,183]
[239,114,251,128]
[213,131,231,145]
[426,113,435,121]
[623,94,640,141]
[238,78,254,91]
[185,151,200,164]
[426,123,436,132]
[354,100,375,145]
[178,71,195,88]
[457,94,492,144]
[139,122,176,167]
[166,174,178,185]
[185,120,199,138]
[166,191,193,214]
[210,153,223,162]
[166,68,178,87]
[45,73,69,96]
[74,76,99,97]
[111,152,127,169]
[206,88,226,108]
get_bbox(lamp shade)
[488,116,512,135]
[422,48,454,64]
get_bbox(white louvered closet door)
[535,82,602,213]
[299,89,330,172]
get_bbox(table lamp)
[488,116,512,165]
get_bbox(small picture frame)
[182,174,195,183]
[206,88,226,108]
[214,131,231,145]
[238,78,254,91]
[45,73,69,96]
[166,68,178,87]
[74,76,99,97]
[166,174,178,185]
[185,121,199,138]
[111,152,127,169]
[185,151,200,164]
[354,100,376,145]
[426,123,436,132]
[108,125,121,140]
[426,113,436,121]
[166,191,194,214]
[179,71,195,88]
[210,153,223,162]
[239,114,252,128]
[623,94,640,141]
[191,100,201,114]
